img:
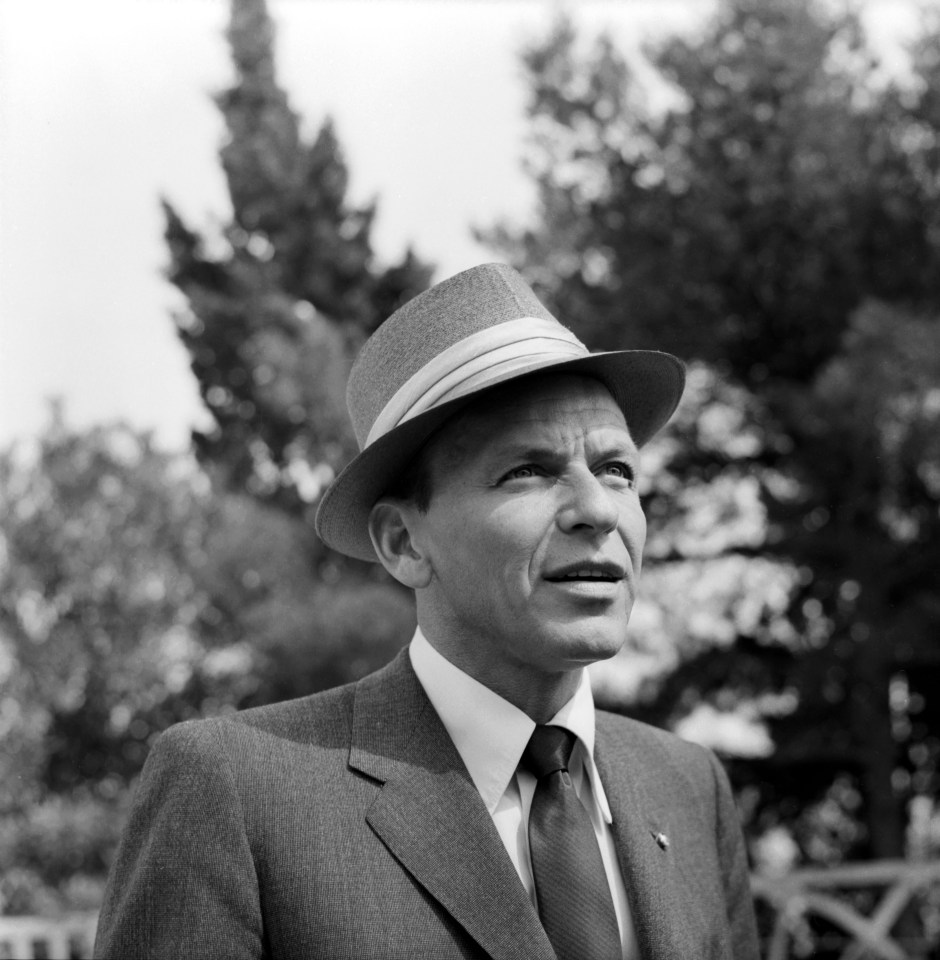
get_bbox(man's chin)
[551,630,628,669]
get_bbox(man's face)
[405,373,646,685]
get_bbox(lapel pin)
[652,831,670,851]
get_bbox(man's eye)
[504,465,540,481]
[601,462,635,483]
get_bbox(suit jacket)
[94,650,759,959]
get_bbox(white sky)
[0,0,925,451]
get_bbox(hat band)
[365,316,587,448]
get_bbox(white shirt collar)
[408,627,613,824]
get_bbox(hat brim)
[315,349,685,561]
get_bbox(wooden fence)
[1,861,939,959]
[753,860,940,959]
[0,912,98,960]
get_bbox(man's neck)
[419,630,584,724]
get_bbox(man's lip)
[543,561,626,582]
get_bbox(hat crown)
[347,263,558,449]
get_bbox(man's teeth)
[561,570,610,580]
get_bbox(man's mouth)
[544,563,625,583]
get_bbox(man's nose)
[556,468,620,535]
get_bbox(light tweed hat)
[315,263,685,561]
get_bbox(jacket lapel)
[349,652,554,960]
[595,719,699,960]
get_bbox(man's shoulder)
[596,708,687,745]
[232,677,358,735]
[153,651,412,761]
[148,680,356,767]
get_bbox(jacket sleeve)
[705,749,761,960]
[94,721,265,959]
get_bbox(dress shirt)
[409,628,638,959]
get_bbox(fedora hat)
[315,263,685,561]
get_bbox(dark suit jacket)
[94,650,759,959]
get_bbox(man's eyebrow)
[490,439,639,465]
[607,441,639,457]
[494,444,567,464]
[594,443,640,470]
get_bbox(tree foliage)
[0,410,224,913]
[159,0,423,752]
[488,1,940,385]
[164,0,433,517]
[488,0,940,864]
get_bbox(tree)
[488,1,940,386]
[163,0,423,710]
[164,0,433,518]
[487,0,940,863]
[195,491,413,708]
[0,409,233,913]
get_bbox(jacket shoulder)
[151,649,414,760]
[596,708,705,756]
[150,676,359,765]
[595,708,721,787]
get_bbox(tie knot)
[522,725,576,779]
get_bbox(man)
[95,263,760,959]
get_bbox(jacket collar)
[349,650,554,960]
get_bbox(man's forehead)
[444,374,633,448]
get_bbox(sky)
[0,0,926,452]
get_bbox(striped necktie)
[521,724,621,959]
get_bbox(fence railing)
[0,912,98,960]
[753,859,940,960]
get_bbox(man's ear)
[368,499,433,589]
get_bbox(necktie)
[521,725,621,960]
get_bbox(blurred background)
[2,0,940,955]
